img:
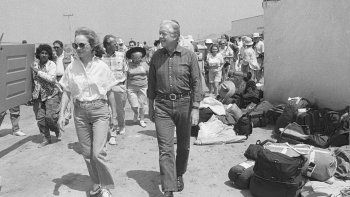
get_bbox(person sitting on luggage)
[242,81,261,107]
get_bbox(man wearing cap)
[102,35,128,144]
[253,33,264,83]
[148,20,202,197]
[117,38,128,53]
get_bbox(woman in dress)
[206,44,224,96]
[31,44,61,148]
[58,27,118,197]
[125,47,149,128]
[219,39,234,82]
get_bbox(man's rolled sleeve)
[147,58,157,100]
[189,52,202,102]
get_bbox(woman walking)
[206,44,224,96]
[58,27,118,197]
[125,47,149,127]
[32,44,61,148]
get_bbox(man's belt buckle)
[169,94,176,101]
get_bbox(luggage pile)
[228,97,350,196]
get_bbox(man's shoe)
[100,189,112,197]
[177,176,184,192]
[140,120,146,128]
[13,130,26,136]
[109,137,117,145]
[38,139,51,148]
[56,132,62,141]
[89,184,101,196]
[164,191,173,197]
[118,127,125,135]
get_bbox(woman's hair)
[75,27,105,58]
[210,44,219,53]
[35,44,54,60]
[221,34,229,42]
[129,40,136,46]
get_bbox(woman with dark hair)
[206,44,224,96]
[31,44,61,148]
[129,40,136,49]
[58,27,118,197]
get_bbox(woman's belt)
[156,92,191,101]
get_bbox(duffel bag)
[277,122,309,145]
[250,148,306,197]
[266,104,285,125]
[324,106,349,135]
[228,160,255,189]
[250,111,267,128]
[263,142,337,182]
[306,134,329,148]
[333,145,350,180]
[328,129,350,147]
[301,180,350,197]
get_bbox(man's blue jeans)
[73,100,114,189]
[154,96,191,192]
[0,106,20,132]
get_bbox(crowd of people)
[0,20,268,197]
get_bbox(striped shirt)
[147,44,202,102]
[101,52,128,84]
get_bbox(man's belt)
[74,99,107,108]
[156,92,191,101]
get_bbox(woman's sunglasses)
[72,42,89,49]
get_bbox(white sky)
[0,0,263,45]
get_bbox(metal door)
[0,44,35,112]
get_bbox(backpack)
[328,130,350,147]
[234,102,261,138]
[277,122,310,145]
[266,104,285,125]
[249,147,306,197]
[333,145,350,180]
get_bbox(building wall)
[231,15,264,37]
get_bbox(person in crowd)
[0,107,26,136]
[147,40,160,63]
[203,39,213,90]
[242,80,261,106]
[53,40,74,123]
[207,44,224,96]
[31,44,61,147]
[178,34,194,52]
[58,27,118,197]
[129,40,136,49]
[253,33,264,83]
[188,35,199,55]
[126,47,149,128]
[117,38,127,52]
[143,41,149,50]
[237,37,243,48]
[148,20,201,197]
[102,35,128,144]
[219,39,234,82]
[241,37,259,81]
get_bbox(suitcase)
[249,111,267,128]
[294,108,331,134]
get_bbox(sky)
[0,0,263,45]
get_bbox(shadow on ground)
[126,170,163,197]
[138,130,157,138]
[0,129,13,137]
[52,173,91,196]
[0,134,44,158]
[224,181,253,197]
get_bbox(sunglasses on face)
[72,42,89,49]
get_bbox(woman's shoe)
[89,184,101,196]
[140,120,146,128]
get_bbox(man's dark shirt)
[148,44,202,102]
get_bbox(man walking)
[148,20,202,197]
[252,33,264,83]
[102,35,128,145]
[0,107,26,136]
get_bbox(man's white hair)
[160,20,180,39]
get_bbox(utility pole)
[63,14,73,43]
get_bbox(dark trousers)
[0,106,20,131]
[154,96,191,192]
[33,94,60,141]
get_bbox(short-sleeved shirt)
[127,61,149,87]
[147,44,202,102]
[242,47,259,70]
[59,57,117,101]
[207,53,224,72]
[102,52,128,84]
